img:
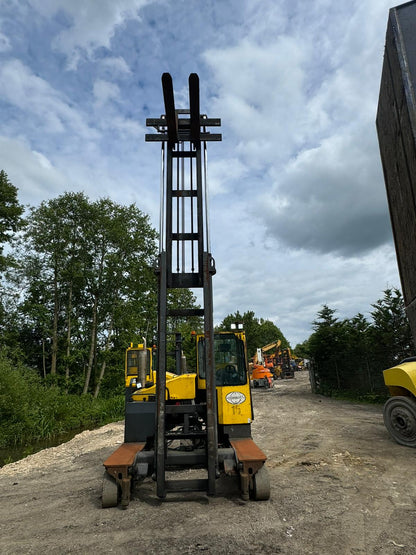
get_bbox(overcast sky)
[0,0,402,346]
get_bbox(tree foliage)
[0,189,209,399]
[0,170,24,271]
[307,288,414,397]
[11,192,159,395]
[217,310,289,359]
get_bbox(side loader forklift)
[102,73,270,508]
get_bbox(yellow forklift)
[102,73,269,508]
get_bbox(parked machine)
[278,348,295,379]
[102,73,270,507]
[251,363,274,388]
[377,1,416,446]
[382,359,416,447]
[261,340,282,379]
[250,347,274,388]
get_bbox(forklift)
[102,73,270,508]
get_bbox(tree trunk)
[42,338,46,379]
[50,265,59,375]
[65,285,73,386]
[93,318,113,398]
[83,295,98,395]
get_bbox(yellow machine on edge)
[383,359,416,447]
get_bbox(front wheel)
[250,465,270,500]
[102,472,119,508]
[383,396,416,447]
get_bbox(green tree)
[306,305,340,360]
[305,291,413,396]
[293,339,310,359]
[0,170,24,349]
[0,170,24,271]
[307,305,348,390]
[17,192,158,395]
[217,310,289,359]
[369,288,414,367]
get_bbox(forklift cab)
[197,332,248,387]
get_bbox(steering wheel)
[224,364,238,383]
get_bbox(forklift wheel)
[383,396,416,447]
[250,465,270,501]
[102,472,119,508]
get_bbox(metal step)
[165,478,208,493]
[166,307,204,317]
[165,430,206,440]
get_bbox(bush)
[0,351,124,448]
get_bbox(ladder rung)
[167,308,204,317]
[166,450,207,466]
[172,189,198,197]
[145,132,222,142]
[146,117,221,127]
[166,431,206,439]
[172,151,197,158]
[171,233,199,241]
[169,273,202,288]
[165,479,208,492]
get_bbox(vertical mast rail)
[159,142,165,253]
[146,73,221,498]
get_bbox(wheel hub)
[392,408,416,438]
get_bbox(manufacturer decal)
[225,391,246,405]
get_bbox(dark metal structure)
[145,73,221,497]
[102,74,269,508]
[376,1,416,344]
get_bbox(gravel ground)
[1,371,416,554]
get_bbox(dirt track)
[1,371,416,554]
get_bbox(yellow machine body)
[131,372,196,402]
[216,384,252,425]
[126,332,254,427]
[383,361,416,397]
[196,331,254,426]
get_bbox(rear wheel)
[250,465,270,500]
[102,472,119,508]
[383,396,416,447]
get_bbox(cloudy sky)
[0,0,402,346]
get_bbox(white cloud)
[204,0,394,258]
[212,226,400,345]
[0,31,11,52]
[100,56,131,75]
[0,136,68,206]
[261,125,390,255]
[93,79,120,107]
[208,157,248,196]
[28,0,153,68]
[204,36,307,167]
[0,59,99,141]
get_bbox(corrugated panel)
[376,1,416,341]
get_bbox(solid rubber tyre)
[383,396,416,447]
[251,465,270,501]
[102,472,119,508]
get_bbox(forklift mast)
[145,73,222,497]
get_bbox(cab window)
[198,334,247,386]
[126,349,150,377]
